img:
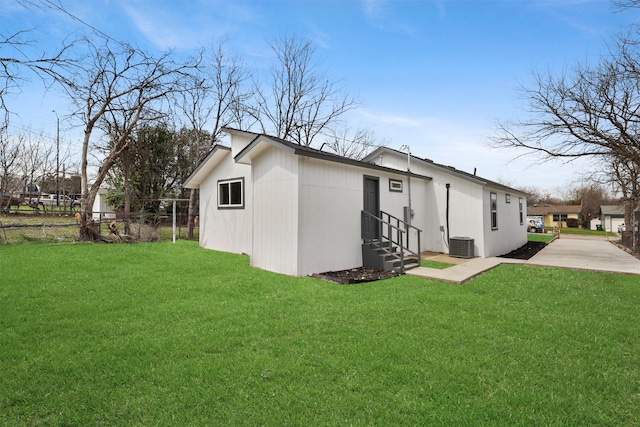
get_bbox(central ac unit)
[449,236,474,258]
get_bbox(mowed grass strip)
[1,242,639,426]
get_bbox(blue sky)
[2,0,638,195]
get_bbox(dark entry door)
[362,176,380,240]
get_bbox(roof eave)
[183,145,231,189]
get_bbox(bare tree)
[321,126,386,160]
[251,35,357,147]
[60,38,197,240]
[556,181,617,226]
[492,30,640,226]
[0,119,22,211]
[15,131,55,210]
[613,0,640,9]
[177,41,251,239]
[1,18,78,120]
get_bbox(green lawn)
[1,242,639,426]
[559,227,617,237]
[420,259,455,269]
[527,232,555,243]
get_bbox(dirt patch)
[312,267,401,284]
[498,241,547,260]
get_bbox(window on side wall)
[218,178,244,209]
[490,192,498,230]
[519,197,523,225]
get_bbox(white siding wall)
[230,133,255,157]
[251,147,300,276]
[296,158,427,276]
[429,174,485,256]
[482,189,528,257]
[297,157,362,275]
[374,150,527,258]
[378,174,428,255]
[198,153,253,255]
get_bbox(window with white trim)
[490,192,498,230]
[389,178,403,192]
[218,178,244,209]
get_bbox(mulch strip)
[498,241,547,260]
[312,267,401,284]
[315,241,550,284]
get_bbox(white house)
[184,128,528,276]
[591,205,625,232]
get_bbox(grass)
[527,232,555,243]
[1,242,639,425]
[420,259,455,269]
[559,227,617,237]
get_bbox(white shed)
[92,188,116,221]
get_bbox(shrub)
[566,218,579,228]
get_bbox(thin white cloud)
[361,0,387,21]
[116,0,245,51]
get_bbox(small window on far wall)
[218,177,244,209]
[506,193,511,203]
[490,192,498,230]
[389,178,403,192]
[519,197,523,225]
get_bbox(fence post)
[633,208,640,254]
[172,200,177,243]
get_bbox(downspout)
[400,145,412,226]
[407,151,412,226]
[445,183,451,245]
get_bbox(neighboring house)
[527,205,582,229]
[184,128,528,277]
[591,205,625,232]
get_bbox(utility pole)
[53,110,60,207]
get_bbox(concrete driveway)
[527,234,640,275]
[409,233,640,284]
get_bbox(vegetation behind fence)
[0,211,196,244]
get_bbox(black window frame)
[218,177,245,209]
[519,197,523,225]
[490,192,498,230]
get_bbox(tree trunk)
[79,186,100,241]
[123,150,131,235]
[187,188,197,240]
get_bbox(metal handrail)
[361,210,422,271]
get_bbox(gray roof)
[363,146,527,196]
[232,131,433,181]
[600,205,625,216]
